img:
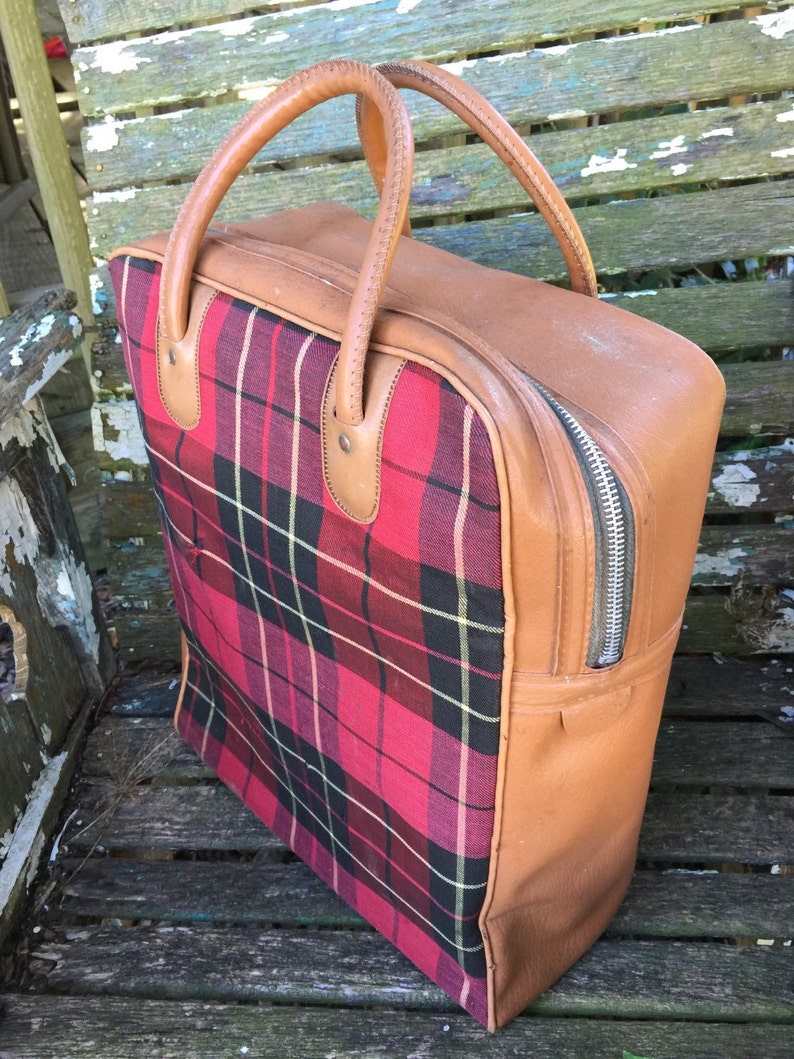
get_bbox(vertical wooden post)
[0,0,94,362]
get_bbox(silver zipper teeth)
[527,379,632,668]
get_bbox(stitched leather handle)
[158,59,414,427]
[356,60,598,298]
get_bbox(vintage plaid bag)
[110,60,725,1029]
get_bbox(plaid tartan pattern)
[112,254,506,1024]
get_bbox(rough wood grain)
[78,714,794,790]
[0,290,80,418]
[62,781,794,864]
[85,129,794,262]
[2,996,792,1059]
[59,0,750,46]
[694,527,794,588]
[56,856,794,939]
[82,23,794,189]
[33,925,794,1020]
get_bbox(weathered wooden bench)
[1,0,793,1054]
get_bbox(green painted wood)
[694,527,794,588]
[82,19,794,189]
[59,0,751,46]
[70,2,794,117]
[64,780,794,863]
[86,115,794,261]
[56,855,794,939]
[420,179,794,281]
[79,714,794,790]
[33,924,794,1020]
[2,998,792,1059]
[708,447,794,515]
[58,0,287,44]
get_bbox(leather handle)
[356,60,598,299]
[158,59,414,427]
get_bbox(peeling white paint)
[581,149,637,178]
[219,17,258,36]
[639,24,702,39]
[94,188,138,204]
[541,43,579,56]
[693,547,748,578]
[396,0,423,14]
[92,401,148,465]
[84,116,123,153]
[91,40,153,75]
[1,314,58,369]
[777,106,794,124]
[760,607,794,651]
[443,59,477,77]
[0,479,41,595]
[547,109,587,122]
[651,135,687,160]
[22,349,75,407]
[670,163,692,177]
[710,463,761,508]
[771,147,794,159]
[38,555,101,664]
[699,127,734,139]
[263,31,290,45]
[753,8,794,39]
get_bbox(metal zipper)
[523,375,635,668]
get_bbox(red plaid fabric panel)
[112,254,506,1024]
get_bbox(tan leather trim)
[322,352,405,522]
[156,282,216,429]
[155,60,413,428]
[173,631,191,732]
[357,59,598,298]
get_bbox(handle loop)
[356,60,598,298]
[157,59,414,428]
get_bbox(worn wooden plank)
[59,0,751,46]
[664,655,794,717]
[83,19,794,189]
[2,997,792,1059]
[62,782,284,854]
[0,290,80,418]
[651,720,793,788]
[70,4,794,117]
[708,447,794,515]
[56,856,794,939]
[79,714,794,790]
[86,121,794,262]
[694,527,794,588]
[33,924,794,1020]
[421,179,794,281]
[677,594,794,657]
[63,780,793,864]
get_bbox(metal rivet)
[168,348,176,365]
[338,433,351,453]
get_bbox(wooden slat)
[63,781,793,864]
[61,0,751,46]
[2,998,792,1059]
[708,448,794,515]
[33,925,794,1020]
[694,527,794,588]
[70,4,794,117]
[83,19,794,189]
[57,856,794,939]
[86,125,794,261]
[79,715,794,790]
